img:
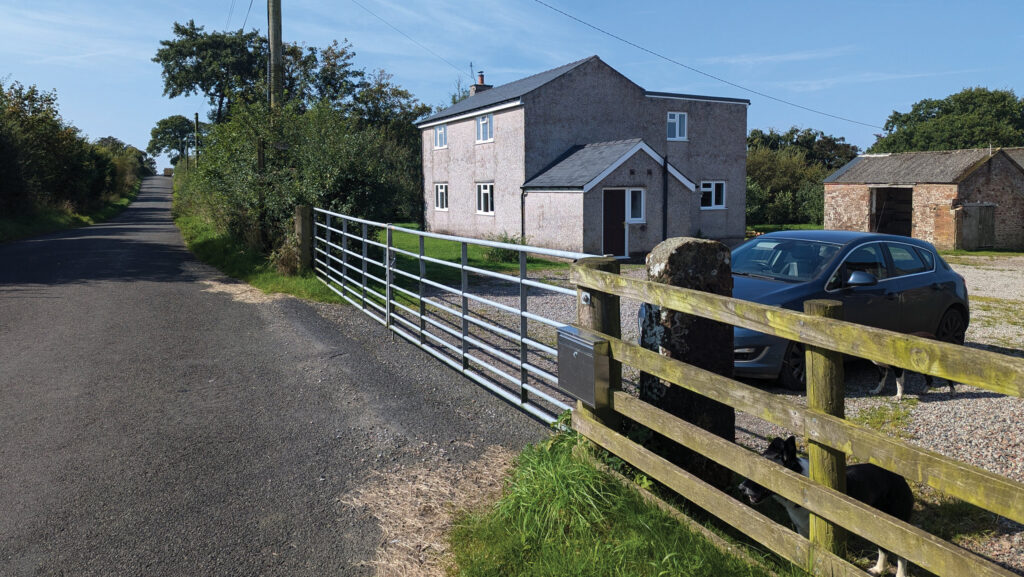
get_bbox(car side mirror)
[846,270,878,287]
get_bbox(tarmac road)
[0,176,547,576]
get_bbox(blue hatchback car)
[731,230,969,389]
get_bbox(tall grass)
[449,430,799,577]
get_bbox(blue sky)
[1,0,1021,169]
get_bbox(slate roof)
[417,57,598,125]
[521,139,694,191]
[825,148,996,184]
[1003,147,1024,169]
[522,139,644,190]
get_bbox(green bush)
[483,231,528,263]
[175,92,428,259]
[0,81,153,219]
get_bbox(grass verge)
[0,188,138,243]
[448,427,801,577]
[746,223,823,236]
[175,214,344,304]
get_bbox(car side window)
[827,243,889,290]
[886,243,929,276]
[914,247,936,270]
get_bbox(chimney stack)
[469,71,492,96]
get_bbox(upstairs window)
[475,114,494,143]
[667,112,687,141]
[434,124,448,149]
[476,183,494,214]
[700,181,725,209]
[434,183,448,210]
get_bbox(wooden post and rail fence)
[569,253,1024,577]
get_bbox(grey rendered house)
[417,56,749,257]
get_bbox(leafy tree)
[745,126,854,225]
[745,146,829,225]
[449,76,470,106]
[153,21,364,122]
[147,115,194,164]
[870,87,1024,152]
[748,127,859,170]
[153,21,263,123]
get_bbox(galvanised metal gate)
[312,208,598,422]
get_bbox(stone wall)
[909,184,958,250]
[823,184,871,231]
[958,153,1024,250]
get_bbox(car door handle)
[885,291,899,300]
[931,283,944,291]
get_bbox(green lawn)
[746,223,824,236]
[375,224,569,287]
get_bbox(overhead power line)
[241,0,256,30]
[226,0,237,29]
[531,0,884,130]
[348,0,470,81]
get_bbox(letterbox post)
[805,299,847,558]
[573,257,621,426]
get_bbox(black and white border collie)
[739,436,915,577]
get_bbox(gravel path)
[459,253,1024,574]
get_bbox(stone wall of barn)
[957,153,1024,250]
[823,183,871,231]
[909,184,959,250]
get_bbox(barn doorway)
[870,187,913,236]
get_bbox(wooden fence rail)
[568,259,1023,577]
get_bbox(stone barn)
[824,148,1024,250]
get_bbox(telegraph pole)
[268,0,283,108]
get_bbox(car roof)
[748,229,937,250]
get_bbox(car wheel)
[935,308,967,345]
[778,342,806,391]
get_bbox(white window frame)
[667,111,688,141]
[700,181,726,210]
[476,182,494,215]
[434,183,448,211]
[433,124,448,149]
[626,188,645,223]
[475,114,494,143]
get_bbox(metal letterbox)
[556,325,610,409]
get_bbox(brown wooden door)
[603,189,625,256]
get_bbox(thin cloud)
[0,5,155,67]
[700,46,858,66]
[768,69,982,92]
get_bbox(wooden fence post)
[294,205,313,272]
[575,257,621,426]
[805,299,847,557]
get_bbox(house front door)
[603,189,626,256]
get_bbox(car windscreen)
[732,238,841,282]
